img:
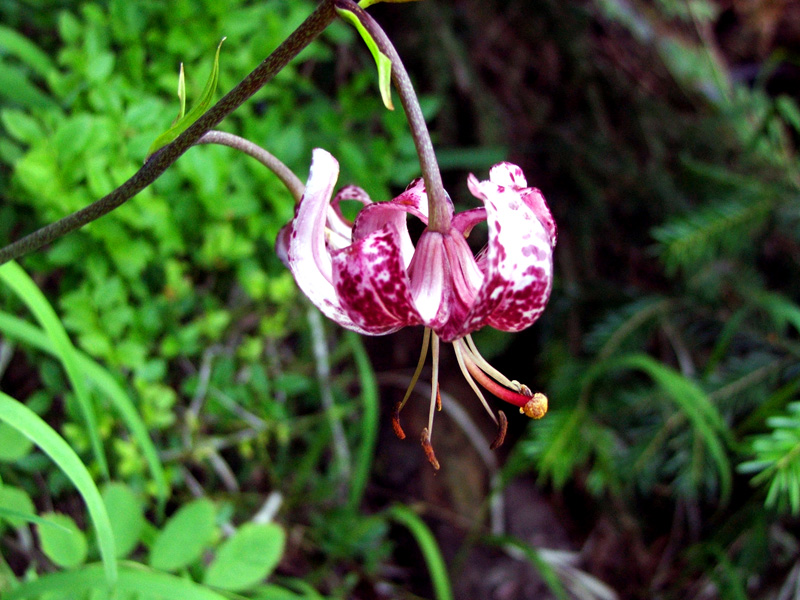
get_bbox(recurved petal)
[331,225,421,334]
[351,177,431,268]
[489,162,556,248]
[286,149,374,333]
[462,171,555,334]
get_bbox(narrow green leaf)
[0,312,169,510]
[346,332,379,511]
[176,63,186,122]
[38,513,88,568]
[149,498,216,571]
[0,261,109,478]
[387,505,453,600]
[484,535,569,600]
[0,507,72,531]
[204,523,286,591]
[336,8,394,110]
[146,38,225,158]
[0,392,117,584]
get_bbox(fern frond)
[740,401,800,514]
[584,296,671,359]
[652,197,771,274]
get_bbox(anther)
[392,401,406,440]
[490,410,508,450]
[421,427,440,470]
[520,392,548,419]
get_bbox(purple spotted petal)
[351,177,433,267]
[283,148,376,334]
[490,162,556,248]
[458,167,555,335]
[331,225,421,334]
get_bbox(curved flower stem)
[335,0,451,232]
[196,131,305,201]
[0,0,337,266]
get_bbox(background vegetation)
[1,0,800,598]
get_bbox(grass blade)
[346,332,378,511]
[0,392,117,585]
[0,261,108,478]
[388,504,453,600]
[0,312,169,512]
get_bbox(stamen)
[393,328,432,440]
[391,402,406,440]
[490,410,508,450]
[421,427,440,470]
[458,339,536,410]
[521,392,548,419]
[465,334,523,392]
[427,333,440,434]
[453,339,499,425]
[436,383,442,412]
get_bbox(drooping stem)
[0,0,337,266]
[196,131,305,201]
[335,0,451,232]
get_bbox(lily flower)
[277,148,555,468]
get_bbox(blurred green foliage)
[3,0,800,598]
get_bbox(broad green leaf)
[0,392,117,585]
[0,485,35,528]
[0,109,44,144]
[149,498,216,571]
[146,39,225,159]
[336,8,394,110]
[204,523,286,591]
[102,483,144,558]
[6,563,235,600]
[0,261,109,479]
[0,25,55,78]
[38,513,88,568]
[0,422,33,462]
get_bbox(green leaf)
[0,421,34,462]
[149,498,216,571]
[0,25,56,78]
[0,485,35,529]
[146,38,225,159]
[387,505,453,600]
[336,8,394,110]
[204,523,286,591]
[102,483,144,558]
[0,261,109,479]
[585,354,732,503]
[38,513,88,569]
[0,392,117,585]
[6,563,236,600]
[0,312,169,512]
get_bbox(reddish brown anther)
[392,401,406,440]
[421,427,440,470]
[436,383,442,412]
[490,410,508,450]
